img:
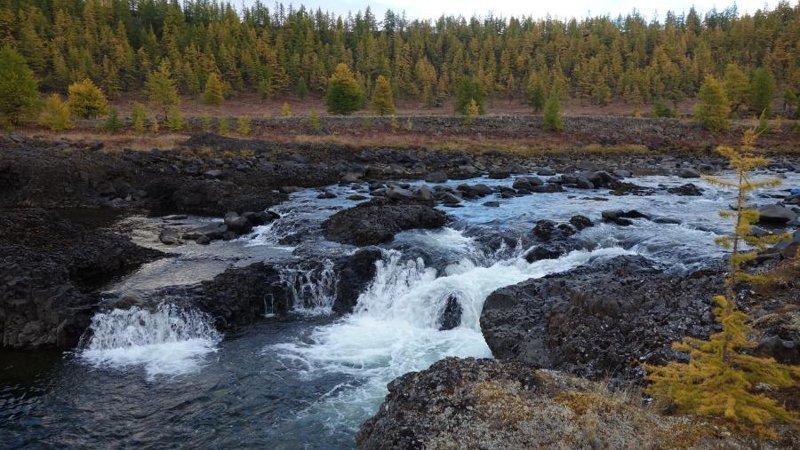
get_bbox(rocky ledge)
[357,357,787,449]
[0,209,162,348]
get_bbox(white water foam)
[272,243,634,432]
[79,304,222,379]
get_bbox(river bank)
[1,130,799,447]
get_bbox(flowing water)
[2,170,797,448]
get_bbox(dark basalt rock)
[189,262,291,329]
[601,209,651,226]
[667,183,704,196]
[480,255,724,381]
[758,204,797,224]
[438,296,463,330]
[332,247,384,315]
[0,209,162,349]
[321,198,448,246]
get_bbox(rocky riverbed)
[1,133,799,447]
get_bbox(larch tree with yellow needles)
[645,129,800,436]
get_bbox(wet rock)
[385,186,414,201]
[678,167,701,178]
[512,177,544,190]
[667,183,704,196]
[332,247,384,315]
[347,194,369,201]
[481,255,723,381]
[183,222,227,241]
[413,186,434,202]
[537,168,556,176]
[758,204,797,224]
[531,183,564,193]
[532,220,557,240]
[242,210,279,226]
[601,209,650,226]
[488,170,510,179]
[224,212,253,234]
[322,198,449,246]
[424,171,448,183]
[438,192,462,206]
[317,190,337,199]
[483,201,500,208]
[613,169,632,178]
[191,262,292,328]
[438,296,462,330]
[524,245,564,263]
[569,215,593,230]
[158,229,183,245]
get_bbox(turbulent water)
[2,170,797,448]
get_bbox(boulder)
[667,183,704,196]
[480,255,723,381]
[512,177,544,191]
[601,209,650,226]
[322,198,449,246]
[424,171,448,183]
[677,168,701,178]
[758,204,797,224]
[438,296,462,330]
[158,229,183,245]
[224,212,253,234]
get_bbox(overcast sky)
[242,0,783,21]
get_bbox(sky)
[242,0,784,21]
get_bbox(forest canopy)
[0,0,798,108]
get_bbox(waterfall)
[78,304,222,379]
[272,240,633,430]
[279,259,338,314]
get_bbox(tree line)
[0,0,799,113]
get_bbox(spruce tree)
[529,76,546,113]
[202,73,225,106]
[694,77,731,132]
[146,60,180,120]
[750,68,775,117]
[0,46,39,127]
[646,130,799,436]
[67,79,109,119]
[543,88,563,131]
[371,75,396,115]
[326,63,363,115]
[102,108,122,133]
[455,77,484,115]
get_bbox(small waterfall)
[272,241,634,429]
[78,304,222,379]
[279,259,338,314]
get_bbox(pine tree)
[131,102,147,133]
[67,79,109,119]
[543,88,563,131]
[694,77,731,132]
[295,77,309,99]
[646,130,800,436]
[146,60,180,120]
[371,75,395,115]
[38,94,73,132]
[750,68,776,118]
[202,73,225,106]
[326,63,363,115]
[0,46,39,127]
